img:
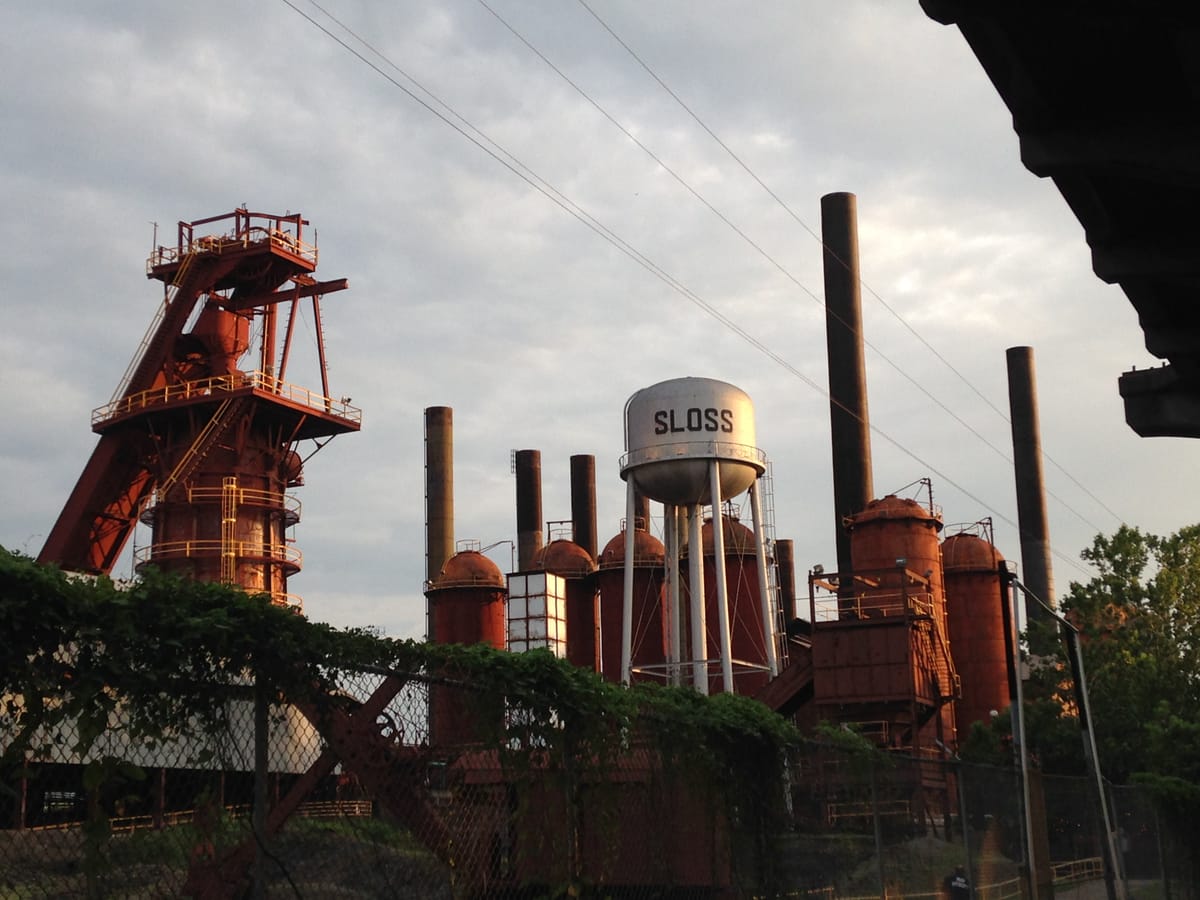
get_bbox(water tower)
[619,377,777,693]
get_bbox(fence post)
[957,761,974,898]
[13,762,28,830]
[252,673,270,899]
[1151,802,1172,900]
[871,760,886,896]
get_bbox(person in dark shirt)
[943,864,970,899]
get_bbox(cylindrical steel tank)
[682,514,770,695]
[621,378,765,505]
[597,523,666,683]
[138,429,301,607]
[943,531,1009,735]
[844,494,956,749]
[190,303,250,378]
[426,550,507,647]
[533,539,599,671]
[425,550,507,746]
[846,495,945,623]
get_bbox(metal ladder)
[759,460,788,668]
[109,250,198,404]
[155,396,249,500]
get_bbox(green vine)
[1,546,797,777]
[2,547,802,895]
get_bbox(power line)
[281,0,1096,580]
[576,0,1126,532]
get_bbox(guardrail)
[93,370,361,427]
[187,485,302,519]
[146,226,317,272]
[134,539,302,569]
[30,800,372,835]
[1052,856,1105,884]
[619,439,767,471]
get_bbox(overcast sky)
[2,1,1192,640]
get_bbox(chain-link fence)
[0,664,1186,898]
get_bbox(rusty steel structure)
[569,453,598,560]
[808,493,959,753]
[597,519,667,683]
[424,549,508,746]
[1007,345,1057,624]
[822,191,874,576]
[514,449,544,572]
[943,524,1009,733]
[533,538,599,670]
[424,406,455,584]
[38,210,359,608]
[688,513,774,696]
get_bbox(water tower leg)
[708,462,735,693]
[621,479,637,685]
[672,504,691,686]
[666,503,683,687]
[750,479,780,677]
[687,504,709,695]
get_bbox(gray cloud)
[1,2,1187,636]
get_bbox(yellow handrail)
[93,370,361,426]
[188,485,302,518]
[146,225,318,271]
[134,539,302,568]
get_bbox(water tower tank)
[622,378,764,505]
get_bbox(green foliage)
[1,547,811,897]
[812,720,884,758]
[0,547,799,854]
[957,718,1010,767]
[1046,525,1200,784]
[991,523,1200,870]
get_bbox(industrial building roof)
[921,3,1200,436]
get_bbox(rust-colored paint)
[808,494,959,756]
[39,210,357,591]
[569,453,598,558]
[848,495,945,610]
[683,515,770,696]
[514,449,543,571]
[142,420,300,597]
[424,406,454,584]
[533,539,599,671]
[596,524,666,683]
[425,550,507,746]
[943,531,1010,733]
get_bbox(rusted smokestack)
[570,454,598,558]
[775,538,798,622]
[424,406,454,584]
[1006,347,1056,623]
[632,490,650,532]
[822,192,874,575]
[515,449,543,571]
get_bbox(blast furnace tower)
[39,210,360,608]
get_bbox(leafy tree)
[1048,525,1200,785]
[1002,525,1200,882]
